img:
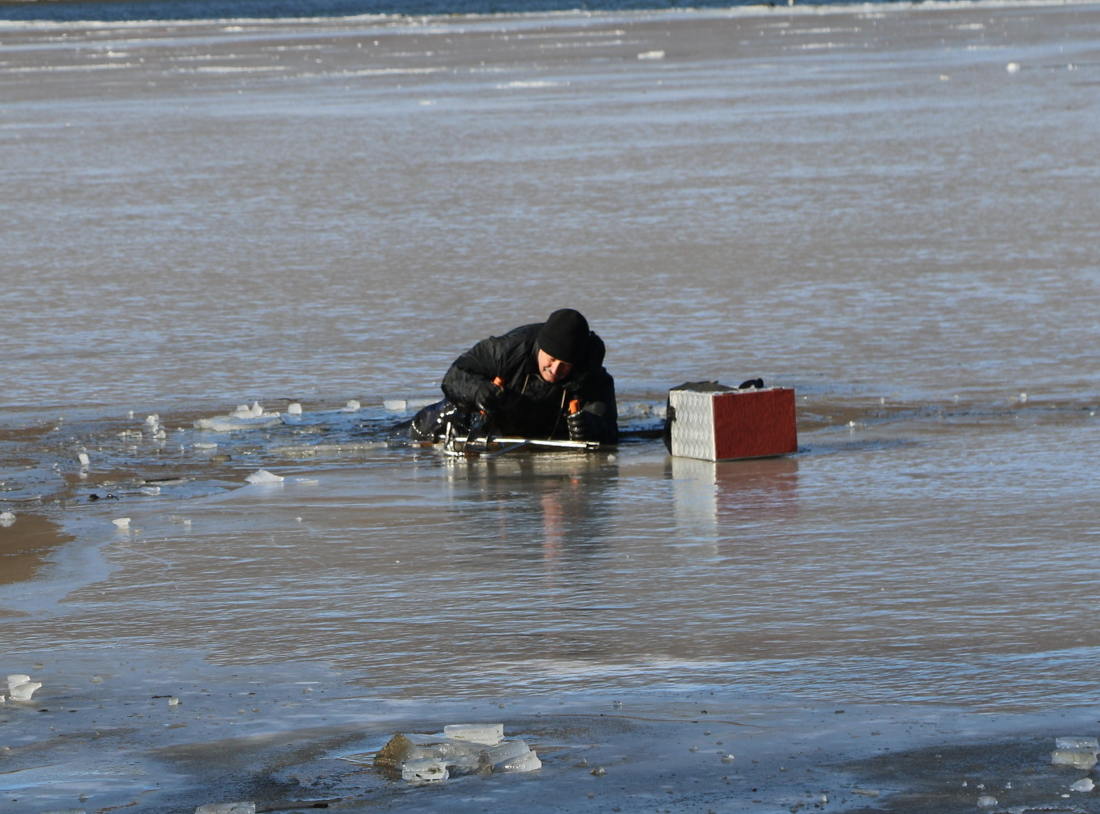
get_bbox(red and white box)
[667,384,798,461]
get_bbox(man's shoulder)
[501,323,542,342]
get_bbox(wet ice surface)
[3,1,1100,811]
[9,395,1098,706]
[3,392,1100,810]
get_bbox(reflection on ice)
[671,456,799,538]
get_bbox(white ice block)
[6,674,31,691]
[10,680,41,701]
[443,723,504,745]
[484,739,532,766]
[1056,736,1099,752]
[401,759,449,784]
[195,803,256,814]
[245,469,284,484]
[1051,749,1098,770]
[498,749,541,773]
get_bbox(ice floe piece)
[343,399,361,412]
[637,49,665,60]
[7,674,30,691]
[112,517,131,529]
[1056,737,1099,751]
[484,739,539,771]
[402,759,449,784]
[373,733,485,777]
[194,402,282,432]
[231,402,266,419]
[383,397,437,413]
[0,511,15,527]
[372,725,541,783]
[976,795,998,808]
[1071,778,1095,792]
[245,469,284,484]
[78,451,90,468]
[194,804,256,814]
[497,748,541,772]
[8,675,41,701]
[444,723,504,744]
[1006,61,1020,73]
[1052,748,1097,770]
[287,402,302,415]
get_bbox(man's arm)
[571,370,619,444]
[441,335,508,411]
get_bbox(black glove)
[566,409,590,441]
[474,379,504,413]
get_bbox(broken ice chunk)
[78,452,90,468]
[498,749,541,772]
[1071,778,1095,792]
[287,403,303,415]
[6,674,30,692]
[1052,749,1098,770]
[484,739,532,767]
[112,517,131,529]
[343,400,361,412]
[444,723,504,745]
[245,469,284,484]
[401,759,449,784]
[231,402,265,419]
[374,733,486,778]
[194,803,256,814]
[482,739,541,772]
[0,511,15,527]
[10,680,41,701]
[1056,737,1100,752]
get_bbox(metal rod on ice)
[471,436,600,451]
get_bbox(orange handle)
[568,398,581,415]
[478,377,506,417]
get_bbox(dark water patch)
[1,0,913,23]
[0,513,73,592]
[837,736,1092,814]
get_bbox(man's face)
[537,348,574,383]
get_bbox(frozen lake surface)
[1,1,1099,810]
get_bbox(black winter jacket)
[441,322,618,443]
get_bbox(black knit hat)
[537,308,590,364]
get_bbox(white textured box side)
[669,390,717,461]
